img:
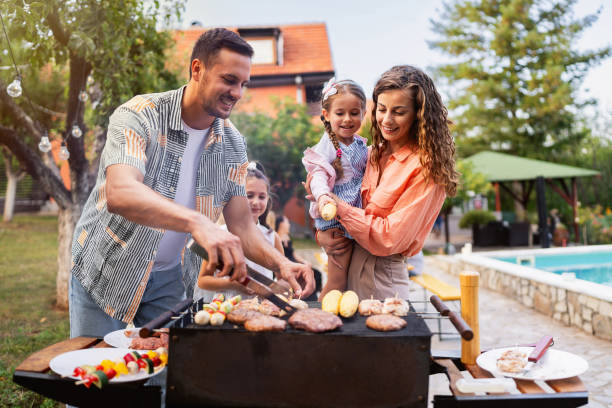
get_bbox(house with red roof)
[170,23,336,116]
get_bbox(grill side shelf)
[432,357,588,408]
[15,336,100,372]
[12,336,162,407]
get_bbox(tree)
[0,0,184,309]
[430,0,610,160]
[442,160,492,248]
[231,97,322,208]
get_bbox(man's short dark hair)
[189,28,254,78]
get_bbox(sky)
[178,0,612,114]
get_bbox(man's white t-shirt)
[152,121,210,271]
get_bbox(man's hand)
[277,260,315,299]
[191,220,247,283]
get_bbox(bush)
[459,210,497,229]
[576,205,612,244]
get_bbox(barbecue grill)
[166,299,433,408]
[12,295,588,407]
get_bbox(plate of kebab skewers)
[50,347,167,388]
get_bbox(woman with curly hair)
[310,65,459,299]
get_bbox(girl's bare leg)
[318,229,353,300]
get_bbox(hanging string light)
[38,130,52,153]
[1,9,91,159]
[58,141,70,160]
[1,9,52,153]
[71,124,83,138]
[7,76,22,97]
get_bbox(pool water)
[495,252,612,287]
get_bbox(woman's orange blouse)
[336,144,446,257]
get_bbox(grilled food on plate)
[496,349,528,373]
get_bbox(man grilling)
[69,28,315,339]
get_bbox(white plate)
[49,348,164,383]
[103,328,141,349]
[477,346,588,381]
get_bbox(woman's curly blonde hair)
[370,65,458,196]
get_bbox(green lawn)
[0,215,318,407]
[0,215,67,408]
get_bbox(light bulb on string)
[78,90,88,102]
[38,131,52,153]
[71,124,83,138]
[7,77,22,98]
[58,142,70,160]
[86,75,94,86]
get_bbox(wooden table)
[431,350,588,408]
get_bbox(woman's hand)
[317,227,352,256]
[303,173,314,201]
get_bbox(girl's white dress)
[192,223,275,302]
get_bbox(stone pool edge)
[428,249,612,342]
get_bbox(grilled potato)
[339,291,359,318]
[321,290,343,315]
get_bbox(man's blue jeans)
[69,264,186,338]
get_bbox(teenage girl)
[302,78,368,299]
[193,165,285,302]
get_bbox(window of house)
[247,38,276,65]
[306,84,323,115]
[238,28,281,66]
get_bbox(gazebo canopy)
[463,151,599,182]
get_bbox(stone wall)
[428,255,612,342]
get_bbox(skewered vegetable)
[194,310,211,325]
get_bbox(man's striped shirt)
[71,86,248,323]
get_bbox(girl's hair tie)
[322,77,338,101]
[336,148,342,158]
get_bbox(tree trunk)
[3,173,18,222]
[56,204,80,310]
[2,149,25,222]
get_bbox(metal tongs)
[186,238,297,315]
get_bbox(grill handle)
[429,295,450,316]
[429,295,473,340]
[139,298,193,338]
[448,311,473,340]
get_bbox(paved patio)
[420,259,612,408]
[299,248,612,408]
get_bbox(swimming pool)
[494,251,612,287]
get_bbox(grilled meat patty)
[288,309,342,333]
[244,315,287,332]
[227,308,263,324]
[365,314,407,332]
